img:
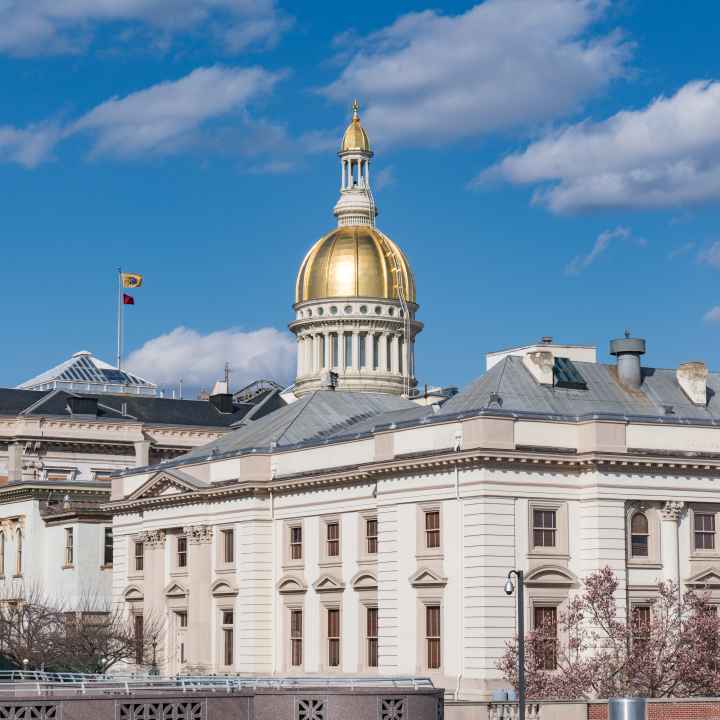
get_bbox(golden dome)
[295,226,416,304]
[340,100,371,153]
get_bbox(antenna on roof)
[224,362,231,392]
[179,378,183,400]
[624,329,631,339]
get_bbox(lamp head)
[504,577,515,596]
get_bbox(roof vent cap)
[610,332,646,389]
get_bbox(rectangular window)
[328,608,340,668]
[344,333,352,369]
[367,607,378,668]
[695,513,716,551]
[134,614,144,665]
[134,541,144,572]
[331,334,339,368]
[366,518,378,555]
[177,536,188,568]
[222,610,234,666]
[290,526,303,561]
[632,605,650,649]
[372,335,380,370]
[359,333,367,368]
[290,609,303,667]
[426,605,441,669]
[180,641,186,664]
[326,522,340,558]
[222,529,234,564]
[176,610,188,628]
[533,509,557,548]
[425,511,440,549]
[104,527,113,566]
[64,528,74,566]
[533,606,557,670]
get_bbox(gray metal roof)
[439,356,720,422]
[185,390,418,459]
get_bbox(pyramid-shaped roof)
[18,351,158,397]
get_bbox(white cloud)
[374,166,395,190]
[485,80,720,213]
[0,124,61,168]
[565,226,645,275]
[126,326,295,391]
[322,0,630,147]
[0,1,290,56]
[667,241,696,260]
[703,307,720,324]
[71,65,283,158]
[698,241,720,269]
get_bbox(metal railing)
[0,672,435,697]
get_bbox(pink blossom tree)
[498,566,720,699]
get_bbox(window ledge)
[215,567,235,574]
[12,574,22,579]
[527,551,570,559]
[282,562,305,572]
[415,551,444,561]
[357,558,378,566]
[100,564,113,571]
[318,560,342,569]
[627,562,663,569]
[170,570,189,578]
[62,565,74,570]
[690,553,720,561]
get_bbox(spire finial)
[624,328,631,339]
[352,99,360,119]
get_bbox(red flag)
[122,293,135,305]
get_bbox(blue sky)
[1,0,719,395]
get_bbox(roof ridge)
[274,391,318,444]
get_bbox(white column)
[352,331,359,371]
[341,160,346,190]
[313,335,320,373]
[338,328,346,372]
[365,333,373,372]
[323,332,329,370]
[391,335,400,374]
[366,160,370,188]
[661,501,684,586]
[380,333,388,373]
[296,337,303,377]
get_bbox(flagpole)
[117,267,122,369]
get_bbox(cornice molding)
[109,445,720,513]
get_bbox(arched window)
[631,512,649,557]
[15,529,22,575]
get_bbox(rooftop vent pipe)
[610,332,646,389]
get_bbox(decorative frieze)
[661,500,685,521]
[182,525,213,544]
[138,529,166,547]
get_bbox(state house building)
[109,104,719,699]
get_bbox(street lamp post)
[150,634,159,676]
[504,570,525,720]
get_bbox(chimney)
[610,333,646,389]
[209,393,234,413]
[523,350,554,385]
[677,361,708,406]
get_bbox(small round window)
[330,306,338,315]
[388,307,394,316]
[399,309,404,318]
[344,305,353,314]
[374,306,382,315]
[307,309,313,318]
[317,307,324,316]
[360,305,368,314]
